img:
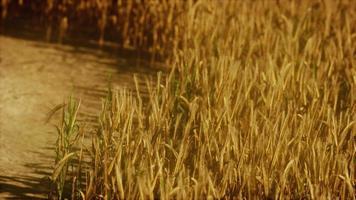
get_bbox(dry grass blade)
[45,103,66,124]
[52,152,76,181]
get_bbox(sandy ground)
[0,35,158,199]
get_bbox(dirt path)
[0,35,158,199]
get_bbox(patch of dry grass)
[48,0,355,199]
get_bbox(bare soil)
[0,35,159,199]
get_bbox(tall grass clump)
[51,0,355,199]
[49,97,85,199]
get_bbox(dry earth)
[0,35,159,199]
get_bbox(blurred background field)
[0,0,355,199]
[1,0,186,61]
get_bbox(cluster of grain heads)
[53,65,355,199]
[51,0,355,199]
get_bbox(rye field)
[1,0,355,199]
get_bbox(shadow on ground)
[0,16,167,73]
[0,147,54,199]
[0,175,49,199]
